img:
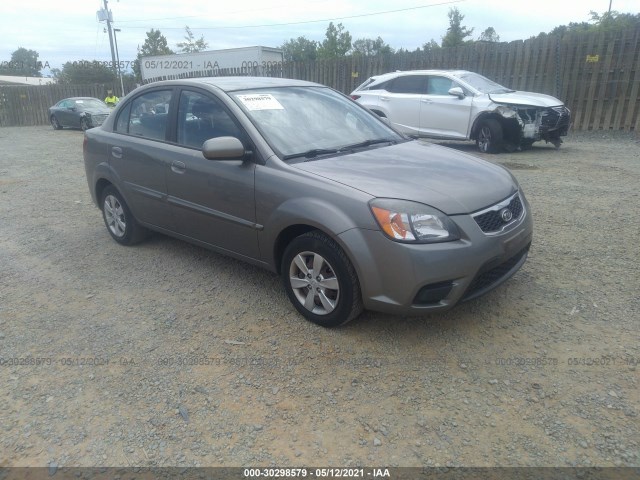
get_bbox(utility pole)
[102,0,118,78]
[113,29,125,98]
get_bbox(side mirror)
[202,136,245,160]
[68,106,76,111]
[448,87,465,99]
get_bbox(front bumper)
[338,193,533,315]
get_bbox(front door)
[165,89,260,260]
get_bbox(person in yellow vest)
[104,90,119,107]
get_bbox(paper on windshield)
[236,94,284,111]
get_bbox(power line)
[113,0,465,30]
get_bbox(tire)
[281,231,363,327]
[80,117,90,131]
[101,186,147,245]
[50,115,62,130]
[520,140,535,151]
[476,119,503,153]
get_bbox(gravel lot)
[0,126,638,470]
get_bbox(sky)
[1,0,638,75]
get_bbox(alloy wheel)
[288,251,340,315]
[103,194,126,238]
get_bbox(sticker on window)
[236,94,284,111]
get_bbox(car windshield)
[74,99,107,109]
[454,72,514,94]
[231,86,403,159]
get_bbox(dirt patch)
[0,127,638,468]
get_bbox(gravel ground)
[0,126,638,469]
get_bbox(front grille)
[541,106,570,129]
[472,193,524,234]
[462,245,530,301]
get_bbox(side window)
[128,90,172,141]
[177,90,242,149]
[387,75,427,94]
[59,100,71,109]
[368,79,390,91]
[427,76,455,95]
[115,102,131,133]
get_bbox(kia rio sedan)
[83,77,533,327]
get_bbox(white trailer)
[140,46,283,83]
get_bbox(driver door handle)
[171,160,186,174]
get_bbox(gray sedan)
[49,97,111,131]
[83,77,533,327]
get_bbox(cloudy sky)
[1,0,637,74]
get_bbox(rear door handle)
[380,96,390,102]
[111,146,122,159]
[171,160,186,174]
[421,99,433,104]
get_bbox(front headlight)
[369,199,460,244]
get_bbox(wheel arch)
[95,178,114,206]
[470,112,503,140]
[273,224,361,277]
[471,112,521,143]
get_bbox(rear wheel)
[50,115,62,130]
[281,231,363,327]
[476,119,503,153]
[101,186,147,245]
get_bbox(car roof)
[373,70,472,80]
[63,97,101,101]
[144,76,323,92]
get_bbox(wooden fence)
[1,26,639,131]
[0,83,135,127]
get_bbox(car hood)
[293,141,517,215]
[489,91,563,108]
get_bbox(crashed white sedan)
[350,70,570,153]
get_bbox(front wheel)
[101,186,147,245]
[80,117,90,131]
[476,119,503,153]
[281,231,363,327]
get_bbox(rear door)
[379,75,427,135]
[107,88,176,230]
[164,88,260,260]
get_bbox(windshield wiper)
[282,138,397,160]
[338,138,397,152]
[282,148,339,160]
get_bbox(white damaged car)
[350,70,571,153]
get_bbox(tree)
[421,39,441,53]
[478,27,500,42]
[133,29,175,80]
[0,48,42,77]
[588,10,640,31]
[55,60,116,84]
[542,10,640,38]
[317,22,352,58]
[441,7,474,48]
[176,26,209,53]
[280,37,318,62]
[352,37,393,56]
